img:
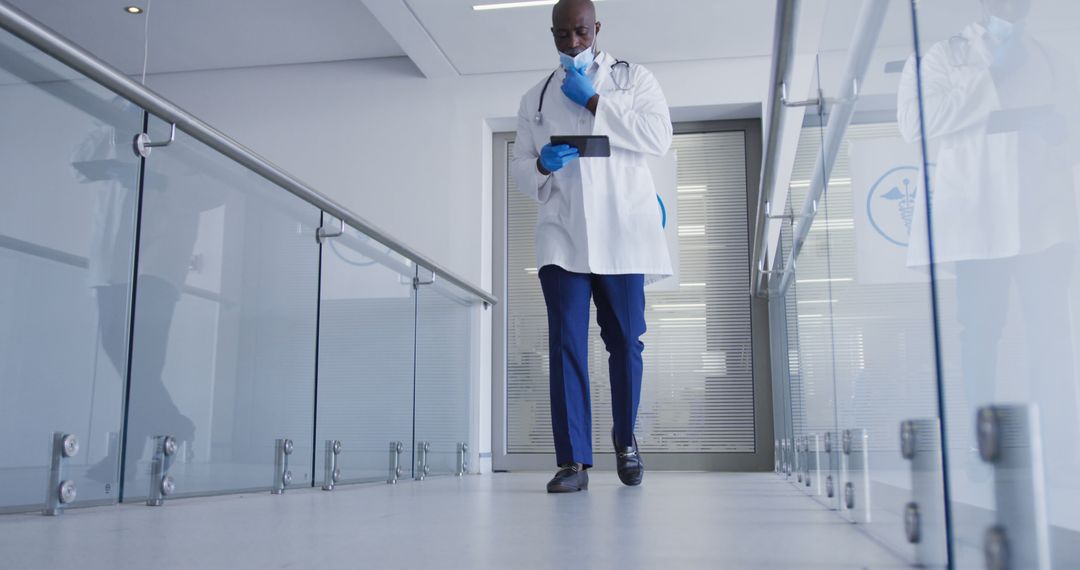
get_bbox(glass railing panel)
[768,290,787,475]
[814,0,945,562]
[121,116,320,501]
[315,223,416,485]
[912,0,1080,566]
[778,171,805,480]
[795,184,845,513]
[0,27,143,512]
[778,55,844,510]
[769,238,796,477]
[0,3,494,509]
[414,273,476,477]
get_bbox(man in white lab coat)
[897,0,1079,481]
[74,99,200,482]
[512,0,673,493]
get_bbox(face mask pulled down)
[559,47,595,73]
[987,15,1025,42]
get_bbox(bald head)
[550,0,601,57]
[552,0,595,23]
[981,0,1031,22]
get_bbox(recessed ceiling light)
[124,6,143,14]
[472,0,603,11]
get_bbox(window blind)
[506,131,756,453]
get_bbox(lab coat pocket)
[538,185,571,224]
[601,80,632,98]
[616,169,656,219]
[601,88,634,111]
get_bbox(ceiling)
[5,0,776,78]
[405,0,777,75]
[7,0,406,76]
[14,0,1077,82]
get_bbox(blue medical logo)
[866,166,920,247]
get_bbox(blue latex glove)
[539,143,579,174]
[561,66,597,108]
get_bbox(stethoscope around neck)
[534,59,632,125]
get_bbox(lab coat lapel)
[551,67,582,129]
[594,52,614,92]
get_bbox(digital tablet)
[550,135,611,158]
[72,159,136,182]
[986,105,1055,134]
[73,159,166,191]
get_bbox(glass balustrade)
[765,1,1080,567]
[0,25,143,513]
[0,15,486,514]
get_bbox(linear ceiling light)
[474,1,556,10]
[473,0,603,11]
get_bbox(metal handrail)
[750,0,799,299]
[0,1,496,307]
[776,0,889,295]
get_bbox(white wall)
[141,54,769,471]
[145,55,770,291]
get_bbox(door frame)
[492,120,773,471]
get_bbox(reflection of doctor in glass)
[73,98,198,481]
[898,0,1080,478]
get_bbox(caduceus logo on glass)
[866,165,920,247]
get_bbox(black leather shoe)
[546,463,589,493]
[614,432,644,486]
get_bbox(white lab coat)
[512,51,673,281]
[73,122,138,289]
[897,23,1079,266]
[73,117,221,291]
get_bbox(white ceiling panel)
[1,0,782,81]
[404,0,776,75]
[6,0,405,76]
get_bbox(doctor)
[512,0,673,493]
[897,0,1079,481]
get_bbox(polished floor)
[1,472,908,569]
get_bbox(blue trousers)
[538,265,646,468]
